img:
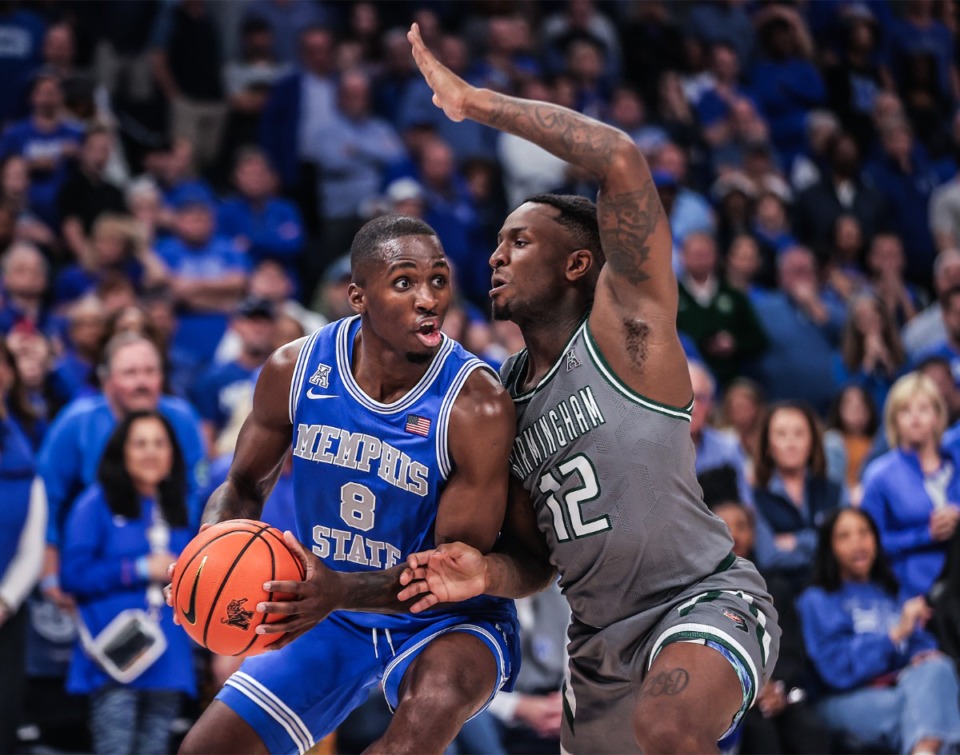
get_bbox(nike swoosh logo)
[182,555,207,625]
[306,388,338,399]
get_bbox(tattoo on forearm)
[598,187,662,285]
[486,94,617,172]
[344,567,412,613]
[638,668,690,699]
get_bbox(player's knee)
[633,707,717,754]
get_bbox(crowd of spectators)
[4,0,960,752]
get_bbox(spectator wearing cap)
[215,258,324,367]
[0,72,83,230]
[156,184,250,368]
[311,253,354,323]
[191,295,277,454]
[677,232,767,387]
[57,126,126,263]
[749,246,846,413]
[218,147,303,278]
[37,332,204,609]
[793,132,888,255]
[306,68,405,270]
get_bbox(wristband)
[135,556,150,581]
[39,573,59,592]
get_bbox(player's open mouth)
[489,276,508,297]
[416,320,442,347]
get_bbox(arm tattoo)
[486,93,618,174]
[638,668,690,699]
[598,186,662,286]
[342,566,420,614]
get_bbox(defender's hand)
[254,531,345,649]
[398,542,487,612]
[407,22,473,122]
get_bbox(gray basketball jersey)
[501,320,736,630]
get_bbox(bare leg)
[633,642,744,754]
[179,700,268,755]
[365,632,499,754]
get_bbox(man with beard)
[398,23,781,753]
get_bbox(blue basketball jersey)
[289,316,514,629]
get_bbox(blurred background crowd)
[4,0,960,753]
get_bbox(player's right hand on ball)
[398,542,488,612]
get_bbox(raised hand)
[407,22,473,122]
[253,530,346,650]
[398,542,488,612]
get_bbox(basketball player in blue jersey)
[175,214,521,754]
[396,24,782,754]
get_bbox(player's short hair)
[523,193,605,266]
[350,214,440,285]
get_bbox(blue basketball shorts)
[216,609,520,755]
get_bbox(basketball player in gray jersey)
[400,24,781,754]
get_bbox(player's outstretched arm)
[408,23,690,405]
[202,339,304,524]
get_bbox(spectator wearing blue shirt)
[51,295,106,403]
[37,333,205,611]
[307,68,406,269]
[0,72,83,228]
[0,350,45,754]
[0,241,56,338]
[798,508,960,754]
[61,411,197,755]
[0,6,45,126]
[218,147,303,277]
[748,7,826,167]
[862,119,940,286]
[157,184,250,368]
[191,296,277,455]
[689,361,753,507]
[749,247,846,413]
[861,372,960,601]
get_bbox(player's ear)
[565,249,595,282]
[348,282,365,314]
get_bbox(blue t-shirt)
[156,234,251,366]
[0,118,84,226]
[0,11,45,123]
[217,196,304,268]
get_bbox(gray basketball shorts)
[559,558,781,754]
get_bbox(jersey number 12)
[538,454,611,542]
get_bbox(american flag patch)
[405,414,431,436]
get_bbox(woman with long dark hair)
[0,335,46,752]
[60,410,196,754]
[798,508,960,754]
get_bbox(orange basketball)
[172,519,305,657]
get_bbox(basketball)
[171,519,305,657]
